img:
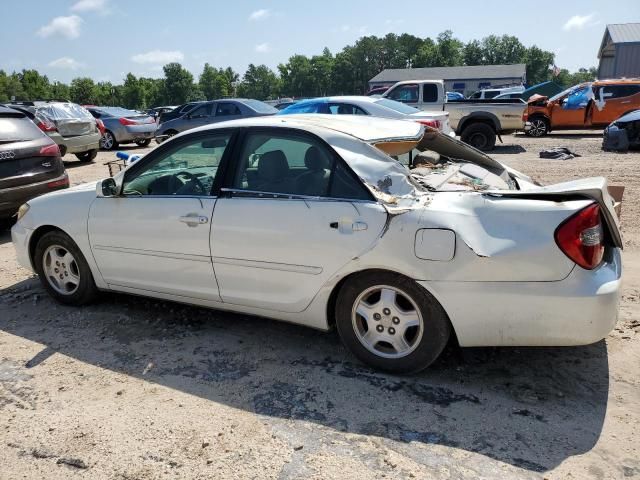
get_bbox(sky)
[1,0,639,84]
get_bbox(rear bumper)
[420,247,622,347]
[118,125,157,143]
[50,132,101,154]
[0,172,69,219]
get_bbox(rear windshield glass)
[0,116,44,142]
[95,107,142,117]
[40,103,93,120]
[240,99,278,114]
[374,98,421,114]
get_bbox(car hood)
[527,94,548,104]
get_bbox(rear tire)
[526,117,549,137]
[75,149,98,162]
[135,139,151,147]
[100,131,119,150]
[335,271,451,373]
[34,231,98,306]
[460,123,496,151]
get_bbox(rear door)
[211,127,387,313]
[214,102,243,122]
[591,84,640,126]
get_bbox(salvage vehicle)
[9,101,101,162]
[603,109,640,151]
[155,99,277,142]
[86,107,157,150]
[277,96,453,135]
[12,115,622,373]
[0,105,68,228]
[524,79,640,137]
[382,80,526,151]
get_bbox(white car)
[11,115,622,373]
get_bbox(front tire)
[75,149,98,162]
[526,117,549,137]
[100,131,119,150]
[34,231,98,306]
[135,139,151,147]
[460,123,496,151]
[335,271,450,373]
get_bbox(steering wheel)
[169,171,206,195]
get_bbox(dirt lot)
[1,134,639,480]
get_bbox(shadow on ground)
[491,144,527,154]
[0,278,609,474]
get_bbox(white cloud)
[131,50,185,64]
[563,13,599,31]
[249,9,270,21]
[48,57,83,70]
[255,43,271,53]
[71,0,108,13]
[37,15,83,39]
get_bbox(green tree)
[524,46,555,85]
[69,77,96,104]
[19,69,52,100]
[237,64,279,100]
[310,48,334,96]
[463,40,484,65]
[199,63,233,100]
[279,55,315,97]
[121,73,145,109]
[163,63,193,104]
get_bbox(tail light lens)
[47,176,69,189]
[119,117,138,126]
[555,203,604,270]
[39,144,60,157]
[96,118,106,135]
[416,119,441,130]
[37,119,57,132]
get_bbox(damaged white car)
[11,115,623,373]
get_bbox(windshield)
[374,98,421,114]
[96,107,143,117]
[549,83,591,102]
[240,99,278,114]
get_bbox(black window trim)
[218,126,376,203]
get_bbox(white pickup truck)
[382,80,526,151]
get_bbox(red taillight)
[119,117,138,126]
[39,144,60,156]
[416,119,441,130]
[555,203,604,270]
[96,118,105,135]
[47,176,69,189]
[37,119,57,132]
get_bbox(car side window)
[123,133,231,197]
[422,84,439,102]
[216,103,241,116]
[231,131,371,200]
[601,85,640,99]
[388,85,419,103]
[328,104,368,115]
[189,104,212,118]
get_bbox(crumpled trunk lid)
[488,177,623,248]
[55,119,95,137]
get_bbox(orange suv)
[523,79,640,136]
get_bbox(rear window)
[240,99,278,114]
[422,84,439,103]
[0,116,44,142]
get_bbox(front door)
[211,128,387,313]
[88,131,233,300]
[550,85,591,129]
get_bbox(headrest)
[304,146,329,172]
[258,150,289,181]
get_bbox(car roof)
[0,105,26,116]
[185,114,425,143]
[594,78,640,86]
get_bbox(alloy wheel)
[351,285,424,359]
[42,245,80,295]
[101,132,114,149]
[529,119,548,137]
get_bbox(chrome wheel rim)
[351,285,424,359]
[42,245,80,295]
[101,132,114,149]
[530,120,547,137]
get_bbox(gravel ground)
[1,134,639,480]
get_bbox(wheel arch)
[457,113,499,135]
[28,225,70,270]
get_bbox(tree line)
[0,31,597,109]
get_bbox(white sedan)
[11,115,623,373]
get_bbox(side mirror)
[96,177,120,197]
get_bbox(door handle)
[330,220,367,232]
[179,213,208,227]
